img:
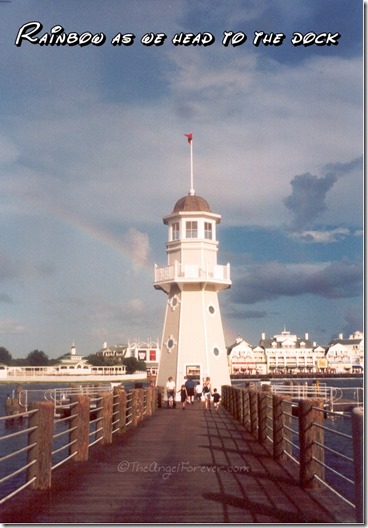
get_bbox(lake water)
[0,378,363,506]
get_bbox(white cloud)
[122,228,150,270]
[292,227,351,244]
[0,319,27,336]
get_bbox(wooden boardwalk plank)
[1,403,355,523]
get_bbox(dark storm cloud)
[0,293,13,303]
[283,156,362,231]
[283,172,337,231]
[231,259,362,305]
[225,308,268,320]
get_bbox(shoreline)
[231,373,363,380]
[0,375,148,385]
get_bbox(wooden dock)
[1,402,354,524]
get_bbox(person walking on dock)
[202,377,212,411]
[178,384,189,410]
[195,382,202,402]
[212,388,221,411]
[166,376,176,408]
[184,376,196,404]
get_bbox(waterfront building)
[125,339,160,377]
[325,331,364,373]
[258,329,325,374]
[97,343,127,360]
[154,183,231,392]
[56,342,92,373]
[227,336,267,375]
[97,340,160,377]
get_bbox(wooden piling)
[258,391,268,443]
[69,395,90,462]
[27,401,54,490]
[298,398,325,488]
[131,389,139,427]
[272,394,288,461]
[351,407,364,523]
[101,392,113,445]
[242,389,250,430]
[113,387,127,435]
[249,390,258,436]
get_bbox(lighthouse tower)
[154,180,231,393]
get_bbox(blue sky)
[0,0,363,358]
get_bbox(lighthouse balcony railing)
[154,262,231,283]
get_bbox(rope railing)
[0,386,159,507]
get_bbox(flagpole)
[189,137,194,195]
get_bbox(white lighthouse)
[154,146,231,393]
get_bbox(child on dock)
[212,389,221,411]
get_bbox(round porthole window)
[208,305,215,315]
[165,335,176,353]
[213,347,220,357]
[168,295,180,311]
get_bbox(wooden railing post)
[236,388,242,422]
[249,390,258,436]
[131,389,139,426]
[272,394,292,461]
[228,387,234,416]
[351,407,364,523]
[258,392,268,443]
[146,387,153,416]
[70,395,90,461]
[221,385,228,410]
[298,398,325,488]
[113,387,127,435]
[27,401,54,490]
[242,389,250,429]
[138,389,145,423]
[102,392,113,445]
[96,392,113,445]
[157,386,164,408]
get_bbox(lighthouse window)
[185,221,198,238]
[208,305,216,315]
[172,222,180,240]
[204,222,212,240]
[213,347,220,357]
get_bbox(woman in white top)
[202,377,212,410]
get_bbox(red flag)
[184,133,192,144]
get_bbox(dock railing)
[221,384,363,523]
[0,386,159,506]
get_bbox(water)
[0,380,150,501]
[233,377,363,503]
[0,378,363,505]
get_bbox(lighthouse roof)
[173,194,211,213]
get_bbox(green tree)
[0,347,12,365]
[86,353,108,366]
[122,357,146,374]
[26,349,50,366]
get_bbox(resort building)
[227,336,267,375]
[125,339,160,377]
[96,343,127,360]
[97,339,160,377]
[258,329,326,374]
[325,331,364,374]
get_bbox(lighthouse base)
[156,284,231,397]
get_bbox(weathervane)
[184,133,194,195]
